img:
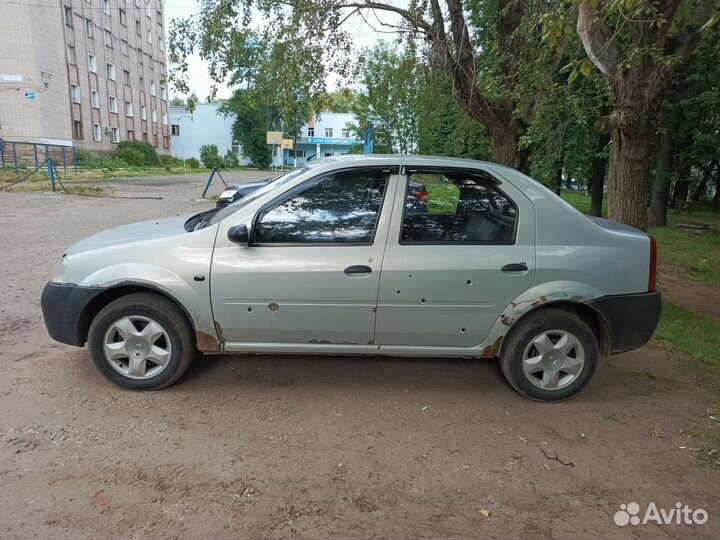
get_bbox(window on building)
[104,29,113,48]
[253,169,390,244]
[88,54,97,73]
[341,128,351,138]
[149,55,154,71]
[161,112,168,125]
[102,0,110,16]
[400,170,517,244]
[150,81,156,96]
[135,0,140,7]
[142,132,148,142]
[170,124,180,136]
[125,100,133,117]
[109,95,118,113]
[127,130,134,141]
[160,86,166,100]
[163,136,169,149]
[64,5,73,27]
[111,126,120,143]
[288,150,307,158]
[325,128,333,138]
[85,18,93,37]
[151,107,157,122]
[121,39,128,55]
[141,105,147,120]
[158,36,164,52]
[73,120,83,139]
[136,19,141,37]
[123,69,130,86]
[93,123,102,142]
[67,45,76,65]
[157,10,163,24]
[70,84,80,103]
[146,24,152,44]
[119,9,127,26]
[153,134,158,147]
[91,90,100,109]
[106,62,116,80]
[307,127,314,137]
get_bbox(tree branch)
[577,1,618,78]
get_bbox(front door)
[211,166,397,346]
[375,166,536,351]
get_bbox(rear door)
[211,166,397,346]
[375,166,536,350]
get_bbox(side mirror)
[227,224,249,244]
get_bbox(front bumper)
[41,281,106,346]
[588,291,662,354]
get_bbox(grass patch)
[653,301,720,392]
[560,191,608,216]
[561,192,720,288]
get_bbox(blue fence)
[0,141,77,174]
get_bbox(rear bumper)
[588,291,662,354]
[41,281,106,346]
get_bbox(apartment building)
[0,0,170,154]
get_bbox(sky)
[163,0,403,102]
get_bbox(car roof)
[306,154,496,169]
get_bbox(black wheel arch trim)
[41,281,199,347]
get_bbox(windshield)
[185,167,310,231]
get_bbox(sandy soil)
[1,173,718,539]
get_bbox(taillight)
[648,236,657,292]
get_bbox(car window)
[401,170,516,244]
[253,169,390,244]
[188,168,310,231]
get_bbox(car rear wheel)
[88,293,195,390]
[499,308,598,401]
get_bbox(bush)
[75,149,127,170]
[199,144,223,169]
[116,140,160,167]
[186,157,200,169]
[223,149,240,168]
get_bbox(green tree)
[576,0,720,229]
[351,42,421,154]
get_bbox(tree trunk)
[692,161,717,201]
[488,125,530,174]
[673,178,689,209]
[607,123,658,231]
[554,165,563,196]
[589,132,609,217]
[648,131,674,227]
[713,175,720,210]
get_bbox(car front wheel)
[88,293,195,390]
[499,308,598,401]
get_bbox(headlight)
[50,256,71,283]
[219,189,238,199]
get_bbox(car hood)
[65,214,192,257]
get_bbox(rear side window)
[400,170,516,244]
[253,169,390,244]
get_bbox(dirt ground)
[1,172,719,539]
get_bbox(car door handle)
[344,265,372,275]
[501,263,528,273]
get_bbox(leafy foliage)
[199,144,223,169]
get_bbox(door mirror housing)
[227,224,250,244]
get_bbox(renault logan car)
[41,155,661,400]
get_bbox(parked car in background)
[41,155,661,400]
[216,178,276,207]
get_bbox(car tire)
[88,293,195,390]
[499,308,598,401]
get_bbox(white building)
[169,104,360,166]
